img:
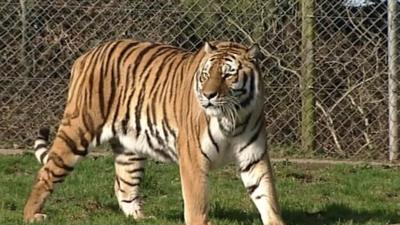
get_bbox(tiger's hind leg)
[24,125,91,222]
[111,140,147,219]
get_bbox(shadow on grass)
[283,203,398,225]
[105,202,399,225]
[163,202,260,224]
[209,202,399,224]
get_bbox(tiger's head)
[194,42,262,119]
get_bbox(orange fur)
[24,40,284,225]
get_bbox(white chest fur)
[200,112,266,170]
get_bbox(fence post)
[388,0,398,162]
[19,0,28,76]
[301,0,316,153]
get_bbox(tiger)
[24,39,285,225]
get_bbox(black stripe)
[239,69,248,90]
[81,111,95,134]
[123,152,136,156]
[35,143,47,150]
[97,66,106,119]
[121,66,134,135]
[133,48,169,138]
[123,47,174,134]
[162,119,176,139]
[146,49,179,97]
[86,45,105,108]
[171,53,190,106]
[104,44,121,120]
[240,151,266,173]
[238,122,263,153]
[144,131,172,161]
[255,194,268,200]
[77,127,90,150]
[121,196,139,203]
[115,176,121,189]
[171,54,189,118]
[128,157,146,161]
[131,44,162,80]
[120,61,131,135]
[95,128,102,146]
[97,43,112,118]
[38,128,50,140]
[164,54,184,104]
[126,168,144,173]
[159,147,177,161]
[111,89,124,135]
[166,147,178,161]
[139,46,174,74]
[145,131,173,161]
[45,167,67,179]
[207,125,219,153]
[232,113,252,137]
[241,158,261,173]
[115,160,133,165]
[145,51,180,132]
[115,42,141,118]
[157,53,180,102]
[115,157,146,165]
[161,119,170,144]
[159,55,184,130]
[218,118,231,135]
[39,150,48,163]
[98,41,121,118]
[134,91,145,137]
[146,107,155,138]
[119,42,141,66]
[148,105,166,148]
[239,70,255,108]
[246,184,258,195]
[119,176,140,187]
[200,148,211,161]
[48,153,74,172]
[57,130,88,156]
[53,180,65,184]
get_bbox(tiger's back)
[61,40,199,162]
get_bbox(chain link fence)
[1,0,399,162]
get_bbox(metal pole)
[388,0,398,162]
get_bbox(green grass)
[0,154,399,225]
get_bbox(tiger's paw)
[130,209,146,220]
[265,220,285,225]
[24,213,47,223]
[120,202,147,220]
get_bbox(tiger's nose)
[203,91,218,99]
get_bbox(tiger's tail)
[33,128,50,164]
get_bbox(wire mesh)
[0,0,398,161]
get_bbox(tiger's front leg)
[178,140,211,225]
[237,132,285,225]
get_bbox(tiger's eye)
[223,73,236,79]
[199,72,208,82]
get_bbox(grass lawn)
[0,153,399,225]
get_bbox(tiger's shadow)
[162,202,399,225]
[281,203,398,225]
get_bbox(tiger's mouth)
[201,101,239,120]
[204,106,224,117]
[203,102,213,108]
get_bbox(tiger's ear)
[247,44,261,60]
[203,41,217,54]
